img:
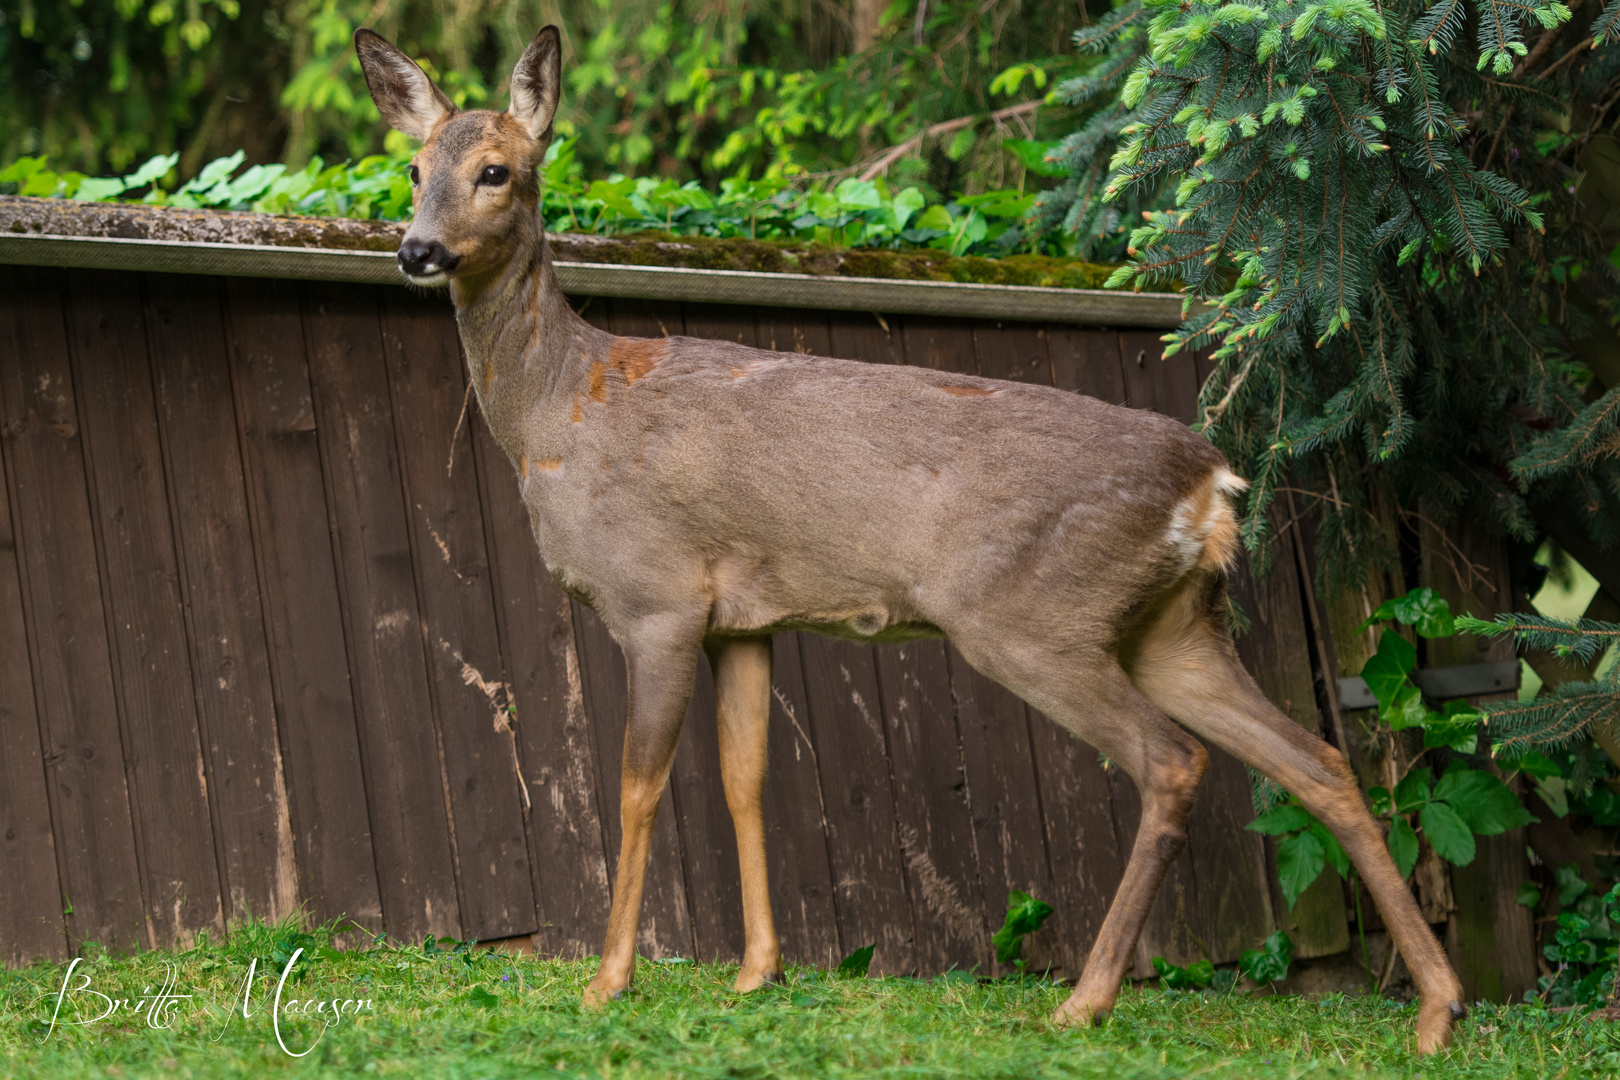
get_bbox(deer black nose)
[398,239,459,278]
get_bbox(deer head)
[355,26,561,293]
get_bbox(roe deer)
[356,25,1468,1051]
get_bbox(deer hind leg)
[583,622,701,1010]
[708,636,783,991]
[1052,675,1208,1026]
[952,636,1209,1026]
[1124,573,1465,1054]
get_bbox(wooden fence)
[0,261,1520,994]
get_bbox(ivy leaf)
[1360,630,1416,714]
[1308,821,1350,879]
[1367,786,1392,816]
[1276,830,1326,909]
[1393,587,1455,638]
[1433,764,1535,835]
[1394,768,1432,813]
[1419,800,1476,866]
[1384,684,1428,731]
[1388,816,1420,879]
[466,985,500,1010]
[1247,804,1311,835]
[1422,701,1482,752]
[836,943,875,977]
[991,891,1054,963]
[1239,931,1293,985]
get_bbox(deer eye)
[480,165,510,187]
[408,165,420,186]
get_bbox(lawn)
[2,922,1616,1079]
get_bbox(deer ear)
[355,28,453,142]
[509,26,562,147]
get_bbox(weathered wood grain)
[379,291,538,942]
[144,273,298,928]
[0,423,67,963]
[0,265,146,953]
[760,633,843,968]
[221,276,382,931]
[1422,518,1535,1003]
[64,270,224,948]
[301,283,461,944]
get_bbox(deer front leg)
[583,625,700,1010]
[709,637,782,991]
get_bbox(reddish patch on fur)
[939,385,996,396]
[609,337,666,385]
[518,454,527,475]
[484,364,494,394]
[532,457,563,473]
[588,362,607,403]
[572,397,583,423]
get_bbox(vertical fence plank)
[758,635,843,968]
[1422,519,1536,1003]
[64,270,224,948]
[826,312,907,366]
[871,639,987,973]
[379,292,538,943]
[1048,326,1129,406]
[145,274,298,927]
[469,404,611,959]
[0,428,67,963]
[0,265,146,953]
[222,277,382,932]
[301,283,461,944]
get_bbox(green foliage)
[1246,802,1347,910]
[4,0,1086,202]
[836,944,876,978]
[1150,955,1215,989]
[13,928,1620,1077]
[1238,931,1294,986]
[1249,588,1545,903]
[992,890,1055,965]
[1461,614,1620,795]
[1537,876,1620,1008]
[1043,0,1620,592]
[3,144,1068,260]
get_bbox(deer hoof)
[1052,994,1112,1028]
[733,967,783,993]
[1414,997,1464,1054]
[581,979,626,1011]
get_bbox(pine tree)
[1039,0,1620,591]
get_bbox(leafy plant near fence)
[1248,589,1537,911]
[0,141,1068,261]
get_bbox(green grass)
[3,922,1617,1079]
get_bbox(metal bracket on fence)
[1336,660,1521,710]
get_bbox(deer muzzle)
[397,237,461,285]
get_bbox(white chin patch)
[405,271,450,287]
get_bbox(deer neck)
[449,227,602,464]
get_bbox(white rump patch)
[1163,468,1249,575]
